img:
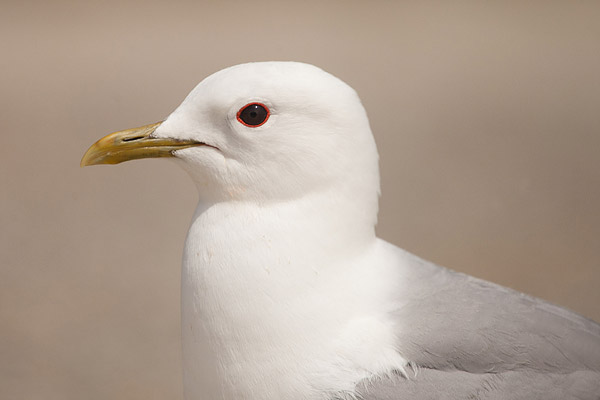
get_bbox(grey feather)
[356,244,600,399]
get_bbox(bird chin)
[171,148,239,200]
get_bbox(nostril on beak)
[122,136,145,142]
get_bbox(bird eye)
[236,103,270,127]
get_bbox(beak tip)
[80,121,165,168]
[80,149,95,167]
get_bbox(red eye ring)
[236,103,270,127]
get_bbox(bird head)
[82,62,380,206]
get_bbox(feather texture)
[357,244,600,399]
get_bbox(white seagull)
[82,62,600,400]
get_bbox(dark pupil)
[240,104,267,126]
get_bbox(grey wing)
[357,369,600,400]
[357,244,600,399]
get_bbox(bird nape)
[82,62,600,400]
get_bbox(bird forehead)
[189,62,351,107]
[159,62,362,138]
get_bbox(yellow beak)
[80,122,204,167]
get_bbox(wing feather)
[355,242,600,398]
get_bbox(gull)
[81,62,600,400]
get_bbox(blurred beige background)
[1,1,599,399]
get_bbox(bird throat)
[179,194,402,399]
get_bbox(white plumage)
[82,61,600,400]
[154,62,408,399]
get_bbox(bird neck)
[185,188,377,292]
[180,189,388,398]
